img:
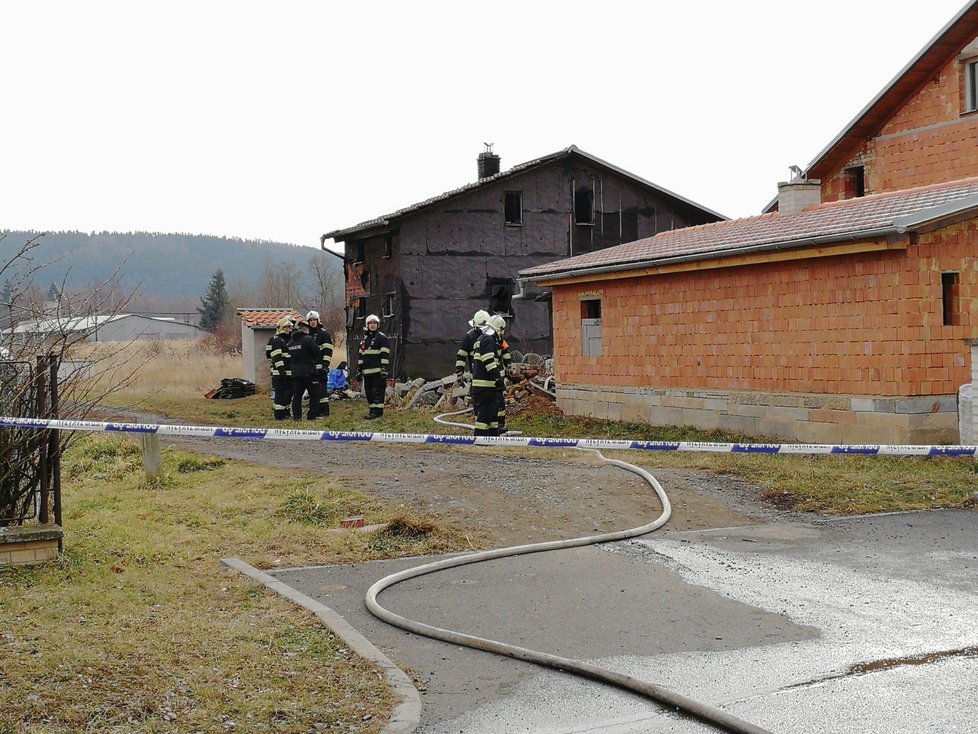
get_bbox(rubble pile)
[391,357,557,412]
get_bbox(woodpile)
[391,357,556,411]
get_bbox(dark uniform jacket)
[266,333,291,378]
[358,330,391,376]
[287,332,319,378]
[470,331,502,389]
[309,325,333,376]
[455,326,482,374]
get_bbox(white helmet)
[469,309,490,328]
[487,314,506,333]
[365,314,380,325]
[306,310,320,322]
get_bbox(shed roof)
[236,308,303,329]
[322,145,727,242]
[521,176,978,282]
[6,313,199,335]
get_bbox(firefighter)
[487,313,511,434]
[287,319,319,421]
[470,317,503,436]
[306,310,333,419]
[266,317,293,420]
[455,309,490,375]
[357,314,390,420]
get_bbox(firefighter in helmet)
[357,314,390,420]
[487,313,511,435]
[470,316,503,436]
[266,317,293,420]
[305,310,333,419]
[455,309,490,376]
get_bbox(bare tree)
[1,234,144,527]
[305,253,345,338]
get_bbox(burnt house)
[321,145,725,378]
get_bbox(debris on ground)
[390,356,558,413]
[205,378,256,399]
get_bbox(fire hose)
[365,441,774,734]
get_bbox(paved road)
[273,509,977,733]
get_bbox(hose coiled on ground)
[365,443,774,734]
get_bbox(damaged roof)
[322,145,727,242]
[521,176,978,282]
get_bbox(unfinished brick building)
[521,4,978,444]
[321,146,723,378]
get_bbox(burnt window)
[354,241,365,263]
[488,277,514,316]
[357,297,367,318]
[360,270,369,290]
[504,191,523,225]
[845,166,866,199]
[575,188,594,225]
[384,293,395,317]
[942,272,960,326]
[581,298,602,356]
[383,236,393,258]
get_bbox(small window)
[360,270,369,289]
[942,272,960,326]
[357,297,367,318]
[488,277,514,316]
[966,60,978,113]
[845,166,866,199]
[383,236,393,258]
[354,242,365,263]
[504,191,523,225]
[383,293,395,317]
[581,298,602,356]
[575,188,594,225]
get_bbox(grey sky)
[2,1,968,252]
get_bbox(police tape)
[1,415,976,457]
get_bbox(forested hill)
[0,230,343,300]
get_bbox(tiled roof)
[236,308,303,329]
[323,145,726,241]
[521,177,978,281]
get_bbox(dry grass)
[0,435,471,733]
[77,339,241,400]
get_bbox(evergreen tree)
[198,269,231,332]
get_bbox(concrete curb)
[220,557,420,734]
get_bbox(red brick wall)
[552,220,977,397]
[822,53,978,201]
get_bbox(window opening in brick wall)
[942,271,960,326]
[504,191,523,225]
[354,241,365,263]
[383,236,393,258]
[357,297,367,318]
[383,293,395,317]
[845,166,865,198]
[488,277,515,316]
[581,298,602,356]
[575,188,594,225]
[966,60,978,113]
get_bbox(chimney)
[777,168,821,214]
[477,143,500,180]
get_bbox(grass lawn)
[3,339,973,732]
[0,434,470,733]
